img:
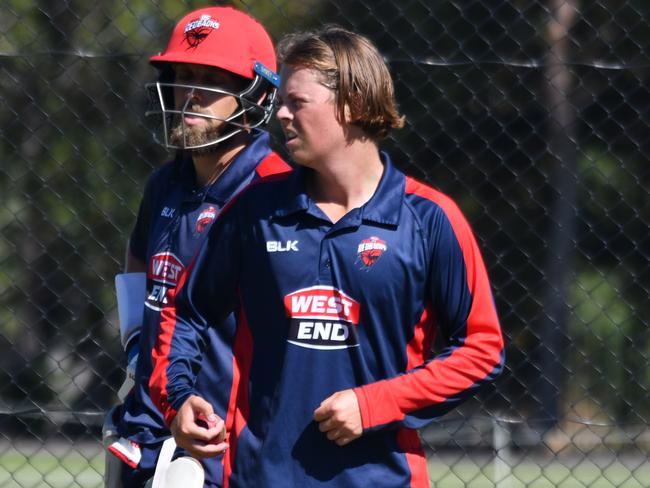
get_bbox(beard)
[169,117,225,155]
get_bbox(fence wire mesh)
[1,1,649,487]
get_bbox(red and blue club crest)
[356,236,387,269]
[196,206,217,233]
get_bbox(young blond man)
[152,26,503,487]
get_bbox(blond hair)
[277,26,404,139]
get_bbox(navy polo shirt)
[152,153,504,487]
[119,131,290,449]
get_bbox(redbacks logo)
[183,14,220,49]
[145,252,185,311]
[356,236,387,270]
[284,286,361,350]
[196,206,217,233]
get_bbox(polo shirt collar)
[360,152,405,226]
[177,131,273,203]
[273,152,404,227]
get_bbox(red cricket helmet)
[146,7,280,151]
[150,6,276,80]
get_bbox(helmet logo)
[183,14,220,49]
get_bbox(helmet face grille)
[144,75,276,151]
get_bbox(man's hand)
[313,389,363,446]
[171,395,228,458]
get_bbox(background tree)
[0,0,648,461]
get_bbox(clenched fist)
[314,389,363,446]
[171,395,228,458]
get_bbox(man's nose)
[186,87,200,102]
[276,103,291,121]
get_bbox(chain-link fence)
[1,0,648,486]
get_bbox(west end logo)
[356,236,387,270]
[284,286,361,350]
[183,15,220,49]
[145,252,185,311]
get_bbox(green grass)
[428,457,650,488]
[0,446,648,487]
[0,446,104,488]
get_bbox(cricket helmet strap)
[145,6,279,150]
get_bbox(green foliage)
[0,0,331,419]
[1,0,649,452]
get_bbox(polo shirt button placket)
[318,251,332,284]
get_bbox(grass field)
[0,440,103,488]
[428,457,650,488]
[0,441,648,487]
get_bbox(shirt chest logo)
[284,286,360,350]
[267,240,299,253]
[356,236,387,270]
[196,206,217,233]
